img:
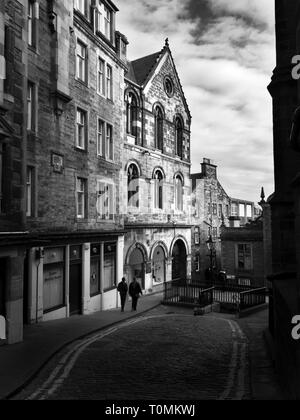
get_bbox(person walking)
[117,277,128,312]
[129,277,143,311]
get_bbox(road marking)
[219,319,248,400]
[24,313,248,401]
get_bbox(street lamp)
[206,235,215,285]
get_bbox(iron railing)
[163,279,267,312]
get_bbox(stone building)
[267,0,300,399]
[0,0,128,344]
[220,218,264,287]
[191,159,231,282]
[122,39,193,293]
[190,158,259,283]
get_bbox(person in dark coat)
[129,277,143,311]
[117,277,128,312]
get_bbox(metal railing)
[163,279,267,312]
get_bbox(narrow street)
[13,306,255,401]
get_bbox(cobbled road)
[14,307,251,400]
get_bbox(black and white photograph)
[0,0,299,406]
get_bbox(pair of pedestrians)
[117,277,143,312]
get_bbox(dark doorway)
[0,258,6,317]
[69,246,82,316]
[172,240,187,281]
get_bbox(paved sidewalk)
[236,309,284,400]
[0,293,162,400]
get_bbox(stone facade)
[122,41,193,292]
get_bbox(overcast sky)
[116,0,276,203]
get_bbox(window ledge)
[75,146,88,153]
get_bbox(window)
[103,243,116,291]
[27,82,35,131]
[97,181,114,220]
[75,0,90,19]
[76,109,87,150]
[43,248,65,313]
[175,117,183,158]
[246,205,252,218]
[76,40,87,83]
[26,167,34,217]
[128,164,139,208]
[213,203,217,216]
[126,92,138,137]
[76,177,87,218]
[96,2,112,41]
[154,106,164,151]
[226,205,229,217]
[97,119,104,157]
[231,203,238,216]
[97,120,113,161]
[97,57,105,95]
[218,204,223,218]
[236,244,252,271]
[175,175,183,211]
[90,244,101,296]
[164,77,174,97]
[106,124,113,160]
[194,227,200,245]
[106,65,112,100]
[195,255,200,272]
[239,204,245,217]
[154,170,163,210]
[104,6,111,40]
[28,0,38,48]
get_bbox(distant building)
[220,217,264,287]
[191,158,260,283]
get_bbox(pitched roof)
[127,51,162,86]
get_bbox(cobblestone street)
[14,306,253,401]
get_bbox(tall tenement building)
[268,0,300,399]
[0,0,193,345]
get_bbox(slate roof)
[128,51,162,86]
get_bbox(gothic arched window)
[127,163,139,208]
[126,92,138,138]
[154,106,164,152]
[175,175,184,211]
[175,117,183,158]
[154,170,164,210]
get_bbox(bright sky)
[116,0,276,203]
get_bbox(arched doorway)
[128,247,145,289]
[152,245,166,285]
[172,239,187,281]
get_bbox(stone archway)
[171,239,187,281]
[152,245,167,285]
[127,246,146,289]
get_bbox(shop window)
[103,243,116,291]
[90,244,101,296]
[43,248,65,312]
